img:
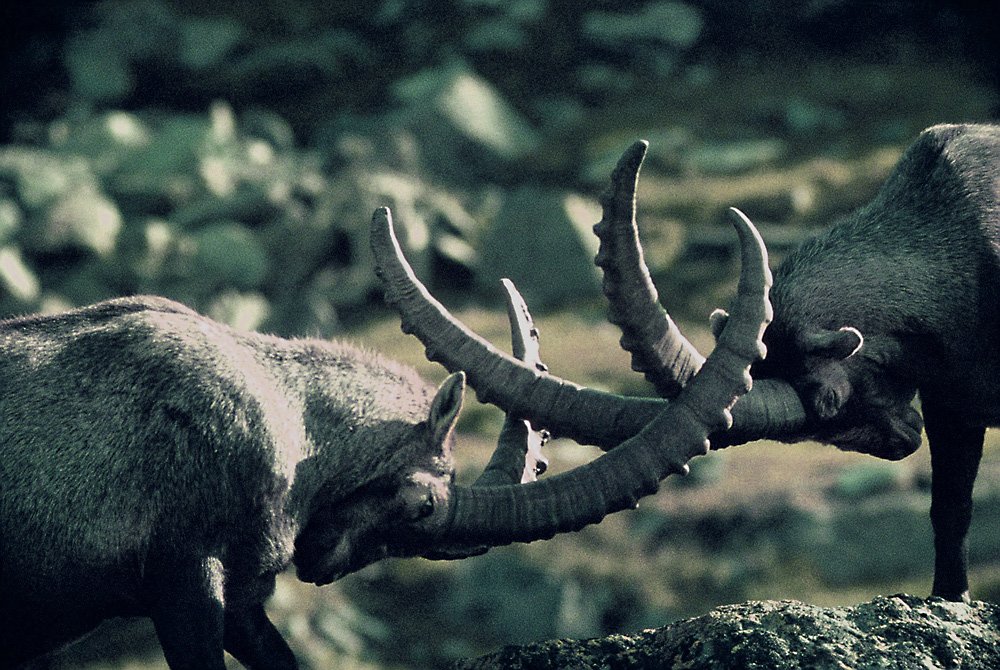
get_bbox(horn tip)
[726,206,752,229]
[727,207,769,270]
[624,139,649,165]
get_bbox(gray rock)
[0,198,23,245]
[64,0,178,103]
[684,138,787,175]
[784,97,849,135]
[189,221,270,291]
[476,186,602,308]
[454,595,1000,669]
[583,2,704,51]
[39,188,122,257]
[0,246,40,304]
[392,60,542,185]
[178,16,246,70]
[463,18,530,53]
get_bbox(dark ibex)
[387,123,999,604]
[754,123,1000,602]
[593,123,999,603]
[1,170,799,665]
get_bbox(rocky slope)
[454,595,1000,670]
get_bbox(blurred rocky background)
[2,1,999,668]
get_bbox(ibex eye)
[403,486,435,522]
[411,495,434,521]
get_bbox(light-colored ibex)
[0,153,794,666]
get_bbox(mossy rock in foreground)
[454,594,1000,670]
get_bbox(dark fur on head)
[755,124,1000,460]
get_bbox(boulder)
[391,60,542,186]
[476,186,603,308]
[454,595,1000,670]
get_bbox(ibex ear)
[800,326,863,360]
[709,309,729,341]
[429,372,465,445]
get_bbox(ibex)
[0,166,802,665]
[750,123,1000,602]
[392,123,994,605]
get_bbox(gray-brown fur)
[0,295,461,668]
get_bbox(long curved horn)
[715,208,808,447]
[593,140,704,399]
[372,205,665,449]
[372,205,808,450]
[590,142,808,445]
[429,210,771,546]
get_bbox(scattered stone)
[476,186,602,308]
[178,16,246,70]
[189,221,270,291]
[830,461,907,500]
[582,2,704,51]
[684,138,787,175]
[784,97,849,136]
[392,60,542,185]
[0,198,22,245]
[0,246,40,303]
[463,18,530,53]
[206,290,271,331]
[39,187,121,257]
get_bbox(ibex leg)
[923,400,984,602]
[224,603,298,669]
[146,556,228,670]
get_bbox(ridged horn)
[371,205,665,449]
[434,210,771,546]
[589,142,809,447]
[716,208,806,445]
[593,140,704,399]
[371,205,809,451]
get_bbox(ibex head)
[293,369,467,585]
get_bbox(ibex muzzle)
[1,150,777,667]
